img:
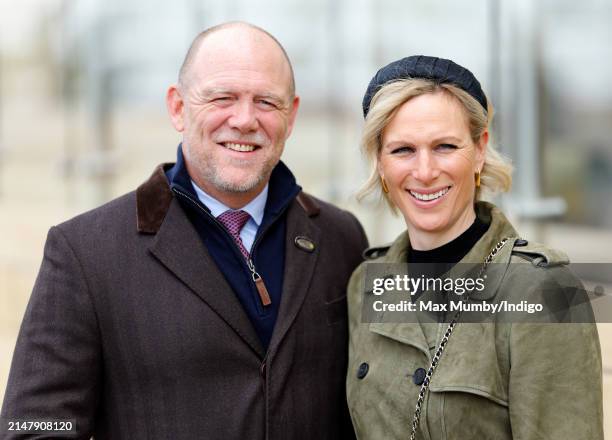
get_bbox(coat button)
[357,362,369,379]
[514,238,528,247]
[413,368,427,385]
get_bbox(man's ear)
[284,95,300,139]
[166,84,185,132]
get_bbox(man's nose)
[228,100,259,132]
[412,150,440,183]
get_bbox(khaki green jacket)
[347,202,603,440]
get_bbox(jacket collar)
[136,163,175,234]
[136,144,302,234]
[463,202,518,264]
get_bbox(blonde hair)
[358,78,512,211]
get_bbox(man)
[1,22,367,439]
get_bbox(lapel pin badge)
[294,236,316,253]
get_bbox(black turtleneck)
[408,216,489,265]
[407,215,489,303]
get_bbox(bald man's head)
[165,21,300,208]
[178,22,295,97]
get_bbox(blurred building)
[2,0,611,234]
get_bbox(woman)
[346,56,603,439]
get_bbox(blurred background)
[1,0,611,433]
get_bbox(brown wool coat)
[1,164,368,439]
[346,202,603,440]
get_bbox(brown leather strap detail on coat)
[296,192,320,217]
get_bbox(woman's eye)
[390,146,415,154]
[437,143,458,150]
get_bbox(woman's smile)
[408,185,452,203]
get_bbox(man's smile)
[221,142,260,152]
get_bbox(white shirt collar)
[190,180,268,226]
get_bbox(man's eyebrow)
[200,87,233,97]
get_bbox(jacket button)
[514,238,528,247]
[357,362,369,379]
[413,368,427,385]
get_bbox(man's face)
[168,27,299,206]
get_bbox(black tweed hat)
[362,55,487,117]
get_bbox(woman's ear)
[476,130,489,170]
[377,146,386,176]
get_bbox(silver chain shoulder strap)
[409,237,511,440]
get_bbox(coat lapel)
[267,201,321,354]
[368,231,430,356]
[148,198,265,358]
[368,322,430,357]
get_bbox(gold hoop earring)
[380,176,389,193]
[475,170,481,188]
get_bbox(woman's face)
[379,91,487,250]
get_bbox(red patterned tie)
[217,210,251,259]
